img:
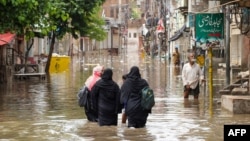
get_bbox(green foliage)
[51,0,106,40]
[129,0,140,19]
[0,0,46,37]
[78,6,106,41]
[131,9,140,19]
[0,0,106,40]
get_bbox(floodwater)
[1,44,250,141]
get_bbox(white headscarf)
[85,64,104,91]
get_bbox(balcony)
[220,0,237,5]
[177,0,188,16]
[221,0,250,7]
[177,6,188,16]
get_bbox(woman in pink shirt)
[84,64,104,122]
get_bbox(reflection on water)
[0,46,250,141]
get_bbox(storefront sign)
[195,13,224,48]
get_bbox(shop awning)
[168,25,186,42]
[0,32,15,46]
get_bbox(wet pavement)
[1,44,250,141]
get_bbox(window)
[133,33,137,38]
[116,8,119,18]
[110,8,114,18]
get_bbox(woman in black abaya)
[120,66,151,128]
[91,68,122,126]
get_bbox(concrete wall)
[242,37,250,70]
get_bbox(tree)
[0,0,53,72]
[0,0,106,73]
[44,0,107,73]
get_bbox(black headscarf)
[95,68,114,89]
[126,66,141,80]
[101,68,113,80]
[120,66,148,104]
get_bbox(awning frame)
[0,33,16,46]
[168,25,187,42]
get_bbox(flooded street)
[1,44,250,141]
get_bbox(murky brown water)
[1,45,250,141]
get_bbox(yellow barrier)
[49,56,70,73]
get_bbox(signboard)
[195,13,224,48]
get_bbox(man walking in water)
[172,47,180,66]
[182,52,205,99]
